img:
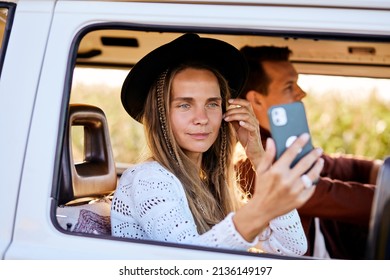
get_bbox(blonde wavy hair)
[141,62,246,234]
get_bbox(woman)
[111,33,324,256]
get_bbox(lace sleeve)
[111,162,257,251]
[256,209,308,256]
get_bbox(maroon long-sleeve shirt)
[235,127,375,259]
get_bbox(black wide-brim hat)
[121,33,249,122]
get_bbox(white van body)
[0,0,389,260]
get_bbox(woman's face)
[169,67,223,163]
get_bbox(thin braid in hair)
[219,122,227,174]
[156,69,178,163]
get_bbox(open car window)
[55,25,390,260]
[71,29,390,166]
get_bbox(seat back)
[59,103,116,205]
[366,157,390,259]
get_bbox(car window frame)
[54,20,390,260]
[0,2,16,77]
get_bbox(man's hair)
[240,46,292,97]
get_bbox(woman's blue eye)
[179,103,190,109]
[207,102,220,108]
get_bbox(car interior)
[54,27,390,259]
[57,104,115,235]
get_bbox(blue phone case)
[268,101,313,167]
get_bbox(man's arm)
[298,177,375,226]
[321,154,382,184]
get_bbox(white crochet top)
[111,161,307,256]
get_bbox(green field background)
[70,79,390,165]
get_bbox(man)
[236,45,381,259]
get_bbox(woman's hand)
[223,98,264,169]
[233,134,324,242]
[252,134,324,219]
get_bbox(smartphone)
[268,101,313,167]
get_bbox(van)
[0,0,389,261]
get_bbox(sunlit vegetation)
[70,83,147,164]
[70,77,390,165]
[305,89,390,161]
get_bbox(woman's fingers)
[291,147,323,177]
[224,99,258,134]
[224,99,256,122]
[225,98,264,167]
[282,147,323,202]
[257,138,276,171]
[273,133,322,172]
[226,98,253,110]
[274,133,310,163]
[285,143,322,179]
[299,157,324,189]
[295,159,324,203]
[250,133,325,218]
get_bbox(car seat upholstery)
[366,156,390,259]
[56,104,116,235]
